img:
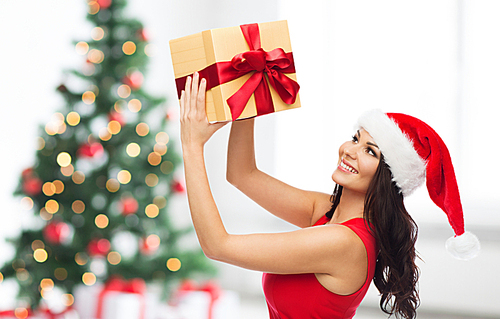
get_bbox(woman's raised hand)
[180,72,227,152]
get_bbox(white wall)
[276,0,500,317]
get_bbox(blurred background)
[1,0,499,318]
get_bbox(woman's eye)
[351,135,358,143]
[366,148,377,157]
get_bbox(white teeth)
[340,161,358,174]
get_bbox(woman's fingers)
[184,75,192,115]
[190,72,199,111]
[197,78,207,113]
[180,72,208,123]
[180,90,186,118]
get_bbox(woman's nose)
[344,145,357,158]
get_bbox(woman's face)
[332,128,381,194]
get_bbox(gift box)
[169,20,301,122]
[167,281,240,319]
[39,307,80,319]
[73,277,159,319]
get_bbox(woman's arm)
[227,117,331,228]
[180,74,365,278]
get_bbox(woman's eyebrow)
[358,130,379,149]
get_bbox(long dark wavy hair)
[326,154,420,319]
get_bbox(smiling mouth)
[339,160,359,174]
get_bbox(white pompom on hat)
[357,109,480,260]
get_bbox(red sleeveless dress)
[262,215,378,319]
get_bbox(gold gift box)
[169,20,301,122]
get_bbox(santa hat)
[357,109,480,260]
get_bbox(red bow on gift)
[175,23,300,120]
[95,276,147,319]
[176,280,221,319]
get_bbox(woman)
[179,72,479,319]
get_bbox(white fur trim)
[445,231,481,260]
[356,109,426,196]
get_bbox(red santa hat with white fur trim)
[357,109,480,260]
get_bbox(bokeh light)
[95,214,109,229]
[117,84,131,98]
[36,137,46,150]
[122,41,137,55]
[82,272,97,286]
[12,259,25,270]
[87,1,100,14]
[43,182,56,196]
[136,123,149,136]
[40,278,54,291]
[75,252,89,266]
[91,27,105,41]
[72,171,86,184]
[61,164,75,177]
[144,43,156,57]
[154,143,167,156]
[128,99,141,112]
[31,240,45,251]
[126,143,141,157]
[107,251,121,265]
[145,204,159,218]
[67,112,81,126]
[62,294,75,307]
[54,268,68,281]
[14,308,29,319]
[75,41,89,55]
[106,179,120,193]
[45,200,59,214]
[99,127,112,141]
[57,152,72,167]
[108,120,121,135]
[72,200,85,214]
[146,234,161,249]
[153,196,167,209]
[161,161,174,175]
[166,258,181,272]
[148,152,162,166]
[39,208,53,221]
[53,180,64,194]
[82,91,96,104]
[20,197,34,210]
[145,173,159,187]
[156,132,170,145]
[114,100,127,112]
[88,49,104,64]
[33,249,48,263]
[45,113,66,136]
[117,170,131,184]
[16,269,29,281]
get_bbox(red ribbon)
[39,306,75,319]
[0,309,34,318]
[95,276,147,319]
[175,23,300,120]
[176,280,221,319]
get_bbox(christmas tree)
[1,0,214,309]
